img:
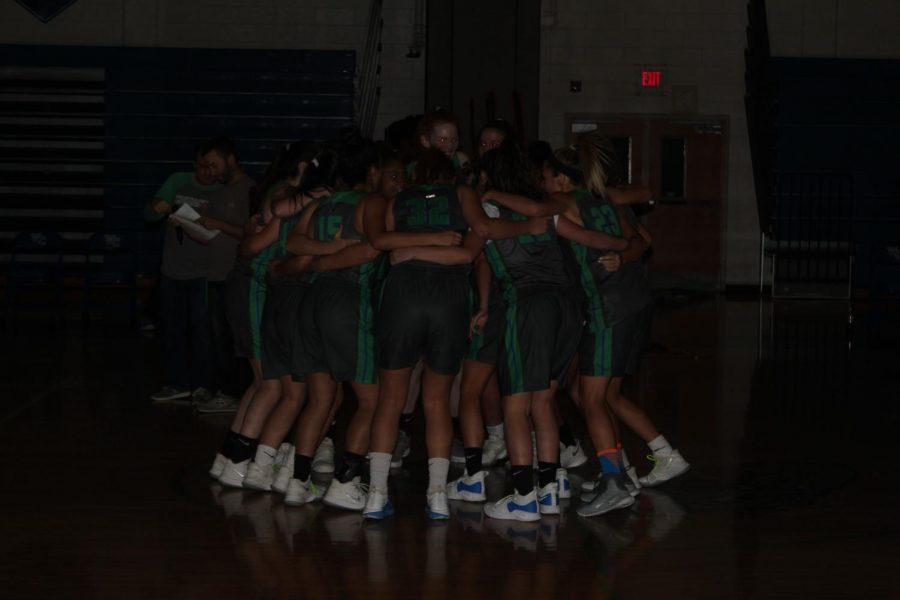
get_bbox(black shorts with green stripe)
[497,288,582,396]
[260,275,309,381]
[377,264,471,374]
[296,278,377,384]
[579,303,653,377]
[467,306,501,365]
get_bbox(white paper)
[170,204,220,241]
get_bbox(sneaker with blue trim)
[426,490,450,520]
[447,470,487,502]
[484,489,540,522]
[538,482,560,515]
[362,486,394,520]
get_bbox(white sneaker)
[323,477,368,511]
[196,392,239,414]
[484,489,540,522]
[243,462,274,492]
[274,442,293,467]
[538,482,560,515]
[638,450,690,487]
[482,434,507,467]
[576,474,635,517]
[426,490,450,520]
[150,386,191,403]
[447,470,488,502]
[312,437,335,474]
[625,465,642,496]
[209,453,227,479]
[560,440,588,469]
[362,486,394,520]
[218,459,249,488]
[284,478,323,506]
[272,451,294,494]
[391,430,411,468]
[556,468,572,500]
[450,438,466,464]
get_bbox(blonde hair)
[575,131,617,195]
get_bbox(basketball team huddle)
[195,109,689,523]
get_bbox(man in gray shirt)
[145,144,221,402]
[194,137,254,407]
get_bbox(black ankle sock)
[511,465,533,496]
[336,452,365,484]
[231,434,258,463]
[293,454,312,481]
[559,424,577,448]
[325,422,337,441]
[538,461,558,488]
[464,447,483,476]
[399,412,414,435]
[220,430,241,459]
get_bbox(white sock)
[254,444,278,468]
[369,452,392,491]
[486,423,504,439]
[427,457,450,493]
[648,435,673,456]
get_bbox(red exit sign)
[641,70,662,87]
[635,65,666,95]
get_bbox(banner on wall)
[16,0,79,23]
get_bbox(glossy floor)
[1,295,898,598]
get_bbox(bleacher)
[746,1,900,297]
[0,44,355,302]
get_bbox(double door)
[565,115,728,287]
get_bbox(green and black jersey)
[309,190,374,287]
[566,189,651,327]
[481,202,575,302]
[392,183,470,273]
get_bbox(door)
[564,115,727,287]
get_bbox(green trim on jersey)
[355,280,376,383]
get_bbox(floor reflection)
[2,298,899,598]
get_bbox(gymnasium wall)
[538,0,900,286]
[0,0,426,138]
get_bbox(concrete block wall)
[767,0,900,58]
[0,0,426,140]
[539,0,755,285]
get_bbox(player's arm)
[459,185,547,240]
[239,216,280,256]
[481,190,565,218]
[390,230,484,266]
